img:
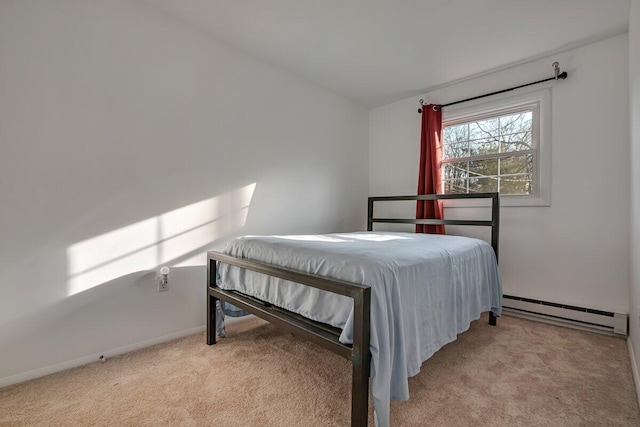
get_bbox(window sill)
[442,195,550,208]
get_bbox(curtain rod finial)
[553,62,560,79]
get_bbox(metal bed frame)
[207,193,500,427]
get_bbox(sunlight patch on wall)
[67,183,256,296]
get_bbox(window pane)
[500,111,532,135]
[444,179,468,194]
[443,124,468,143]
[443,142,468,159]
[501,131,532,152]
[468,158,498,177]
[499,174,532,195]
[443,162,468,180]
[441,104,541,200]
[500,154,533,175]
[469,118,499,141]
[469,137,499,156]
[469,176,498,193]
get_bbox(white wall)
[0,0,369,384]
[629,0,640,389]
[370,35,630,313]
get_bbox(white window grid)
[441,103,539,196]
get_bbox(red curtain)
[416,104,445,234]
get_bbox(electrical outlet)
[157,266,170,292]
[157,276,169,292]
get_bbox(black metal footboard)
[207,252,371,427]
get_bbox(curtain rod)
[418,62,567,113]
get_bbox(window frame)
[440,88,551,207]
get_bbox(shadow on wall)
[66,183,256,296]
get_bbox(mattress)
[217,231,502,426]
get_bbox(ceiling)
[142,0,630,108]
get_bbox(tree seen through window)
[442,109,534,195]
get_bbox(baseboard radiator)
[502,294,628,336]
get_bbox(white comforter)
[218,232,502,427]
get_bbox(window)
[441,89,551,206]
[442,108,534,195]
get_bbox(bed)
[206,193,502,427]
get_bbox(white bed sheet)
[218,231,502,427]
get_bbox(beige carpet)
[1,314,638,426]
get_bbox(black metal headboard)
[367,193,500,262]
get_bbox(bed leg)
[489,311,497,326]
[207,258,217,345]
[351,352,370,427]
[208,294,218,345]
[351,288,371,427]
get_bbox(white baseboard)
[502,296,627,336]
[628,338,640,410]
[0,325,206,389]
[502,309,624,338]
